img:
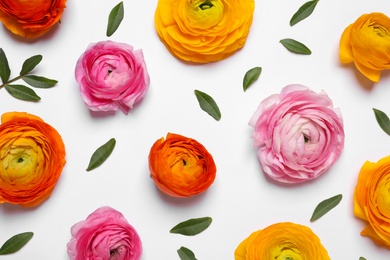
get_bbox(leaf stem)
[0,74,24,89]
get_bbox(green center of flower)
[369,24,389,38]
[199,0,213,10]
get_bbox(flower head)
[354,156,390,249]
[249,84,344,184]
[75,40,150,114]
[0,112,66,207]
[148,133,216,197]
[67,206,142,260]
[339,12,390,82]
[0,0,67,39]
[154,0,255,63]
[235,222,330,260]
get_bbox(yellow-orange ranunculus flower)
[154,0,255,63]
[0,112,66,207]
[0,0,67,39]
[339,12,390,82]
[354,156,390,249]
[235,222,330,260]
[148,133,216,198]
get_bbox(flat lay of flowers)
[1,0,390,259]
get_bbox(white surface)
[1,0,390,259]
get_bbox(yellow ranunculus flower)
[154,0,255,63]
[235,222,330,260]
[354,156,390,249]
[339,12,390,82]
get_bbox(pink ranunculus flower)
[75,40,150,114]
[67,206,142,260]
[249,84,344,184]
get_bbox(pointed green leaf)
[310,194,342,222]
[280,38,311,55]
[177,246,197,260]
[170,217,212,236]
[22,75,58,88]
[194,90,221,121]
[5,84,41,101]
[107,1,124,37]
[0,48,11,83]
[290,0,319,26]
[359,257,366,260]
[86,138,116,171]
[0,232,33,255]
[20,55,42,75]
[373,108,390,136]
[243,67,261,91]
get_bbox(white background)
[1,0,390,259]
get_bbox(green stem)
[0,74,23,89]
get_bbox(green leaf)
[310,194,342,222]
[243,67,261,91]
[373,108,390,136]
[86,138,116,171]
[177,246,197,260]
[107,1,124,37]
[22,75,58,88]
[170,217,212,236]
[290,0,319,26]
[0,48,11,83]
[194,90,221,121]
[0,232,33,255]
[20,55,42,75]
[359,257,366,260]
[280,38,312,55]
[5,84,41,101]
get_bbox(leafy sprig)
[0,48,58,101]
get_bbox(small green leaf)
[177,246,197,260]
[0,232,33,255]
[5,84,41,101]
[280,38,312,55]
[22,75,58,88]
[290,0,319,26]
[359,257,366,260]
[373,108,390,136]
[243,67,261,91]
[20,55,42,75]
[310,194,342,222]
[170,217,212,236]
[107,1,124,37]
[86,138,116,171]
[0,48,11,83]
[194,90,221,121]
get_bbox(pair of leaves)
[290,0,319,26]
[171,217,212,260]
[86,138,116,171]
[0,232,33,255]
[373,108,390,136]
[107,1,124,37]
[310,194,342,222]
[0,49,57,101]
[195,90,221,121]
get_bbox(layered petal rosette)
[0,0,67,39]
[354,156,390,249]
[0,112,66,207]
[154,0,255,63]
[235,222,330,260]
[67,206,142,260]
[148,133,216,197]
[75,40,150,114]
[249,84,344,184]
[340,12,390,82]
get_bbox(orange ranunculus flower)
[339,12,390,82]
[0,0,67,39]
[235,222,330,260]
[354,156,390,249]
[148,133,216,198]
[154,0,255,63]
[0,112,66,207]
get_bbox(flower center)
[199,0,213,10]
